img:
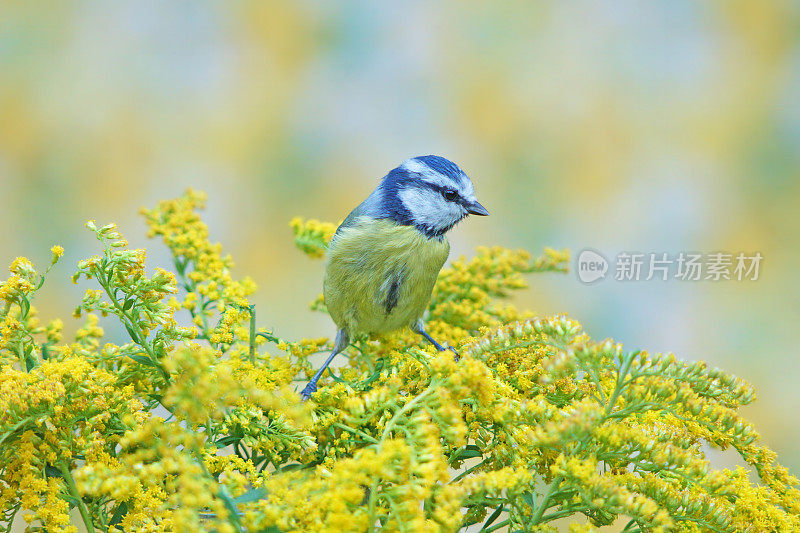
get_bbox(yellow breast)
[323,218,450,336]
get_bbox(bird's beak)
[466,200,489,216]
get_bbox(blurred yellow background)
[1,1,799,475]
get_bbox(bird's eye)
[442,189,458,201]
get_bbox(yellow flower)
[50,245,65,262]
[290,217,338,258]
[1,191,795,533]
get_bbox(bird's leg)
[412,320,459,361]
[300,329,349,402]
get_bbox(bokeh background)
[2,0,799,482]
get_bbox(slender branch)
[97,271,170,383]
[4,504,20,533]
[59,462,95,533]
[333,422,379,444]
[587,366,608,403]
[197,459,244,533]
[378,385,435,448]
[366,478,381,533]
[0,417,35,448]
[248,304,256,363]
[605,351,637,416]
[449,459,487,485]
[530,476,561,525]
[216,485,245,533]
[366,386,436,530]
[540,505,591,522]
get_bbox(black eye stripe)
[420,182,459,200]
[407,181,463,203]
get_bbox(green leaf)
[278,463,304,473]
[122,298,135,311]
[44,464,63,479]
[24,344,39,371]
[109,502,128,526]
[62,494,79,508]
[216,436,241,448]
[481,504,504,531]
[329,371,346,384]
[255,332,281,344]
[232,487,269,505]
[520,491,535,510]
[451,444,483,462]
[128,354,156,367]
[359,358,385,388]
[124,322,139,341]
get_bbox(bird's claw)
[300,382,317,402]
[444,344,460,362]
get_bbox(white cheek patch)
[398,187,465,232]
[398,158,477,229]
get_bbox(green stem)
[449,459,487,484]
[366,478,381,533]
[530,353,641,528]
[13,338,25,370]
[605,350,637,417]
[248,304,256,363]
[540,504,591,522]
[587,366,608,403]
[197,458,244,533]
[530,476,561,525]
[59,462,95,533]
[333,422,379,444]
[217,485,245,533]
[0,418,34,448]
[379,385,435,448]
[366,386,436,531]
[97,272,170,383]
[5,504,20,533]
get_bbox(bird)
[300,155,489,401]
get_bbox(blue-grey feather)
[336,155,470,239]
[412,155,465,183]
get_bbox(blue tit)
[300,155,489,400]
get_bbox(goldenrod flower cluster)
[140,189,257,349]
[290,217,338,259]
[0,191,797,532]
